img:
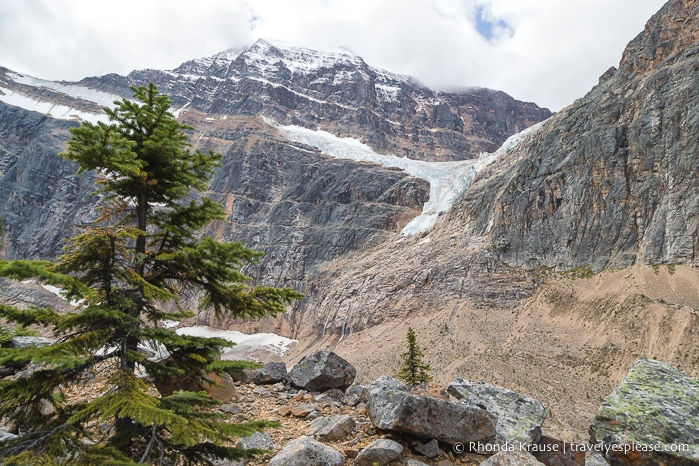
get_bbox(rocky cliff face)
[0,102,95,259]
[455,0,699,271]
[0,39,549,317]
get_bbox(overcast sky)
[0,0,666,111]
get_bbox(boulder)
[245,361,287,385]
[367,376,496,445]
[355,438,404,466]
[448,378,547,445]
[590,359,699,465]
[268,436,344,466]
[287,351,356,391]
[306,414,356,440]
[479,449,544,465]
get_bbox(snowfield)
[176,325,297,359]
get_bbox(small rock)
[268,436,344,466]
[252,386,273,398]
[530,434,583,466]
[277,403,319,418]
[407,459,430,466]
[236,431,274,451]
[211,458,243,466]
[479,449,544,465]
[415,438,440,459]
[306,414,356,440]
[220,403,243,415]
[246,361,287,385]
[38,398,55,416]
[345,384,369,406]
[355,438,404,466]
[314,387,345,404]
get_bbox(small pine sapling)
[396,327,432,386]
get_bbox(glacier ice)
[268,118,544,236]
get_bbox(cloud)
[0,0,666,110]
[472,4,514,42]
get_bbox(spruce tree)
[0,83,303,465]
[396,327,432,386]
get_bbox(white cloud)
[0,0,666,110]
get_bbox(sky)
[0,0,667,111]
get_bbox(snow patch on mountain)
[8,72,122,109]
[177,325,297,359]
[0,71,119,123]
[268,118,544,236]
[0,86,105,123]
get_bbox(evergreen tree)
[396,327,432,386]
[0,83,303,465]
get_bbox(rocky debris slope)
[3,345,697,466]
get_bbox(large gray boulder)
[367,376,496,445]
[590,359,699,465]
[267,436,344,466]
[448,378,548,445]
[287,351,356,391]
